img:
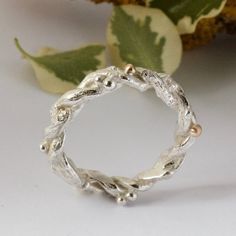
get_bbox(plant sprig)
[16,0,227,94]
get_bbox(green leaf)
[107,5,182,74]
[15,38,106,94]
[146,0,226,34]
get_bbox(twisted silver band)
[40,64,202,205]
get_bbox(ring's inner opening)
[66,86,176,177]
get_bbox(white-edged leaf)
[107,5,182,74]
[146,0,226,34]
[15,38,106,94]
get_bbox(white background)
[0,1,236,235]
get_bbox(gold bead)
[190,124,202,137]
[124,64,136,74]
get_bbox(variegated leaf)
[107,5,182,74]
[15,38,106,94]
[146,0,226,34]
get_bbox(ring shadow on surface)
[136,183,236,206]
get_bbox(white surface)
[0,1,236,235]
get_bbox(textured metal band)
[40,64,202,205]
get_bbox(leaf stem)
[14,38,32,58]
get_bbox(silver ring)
[40,64,202,205]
